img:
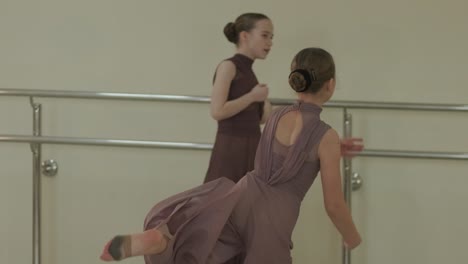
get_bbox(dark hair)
[224,13,270,44]
[288,48,335,93]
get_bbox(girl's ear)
[327,78,336,93]
[239,31,248,43]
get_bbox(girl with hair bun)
[204,13,274,186]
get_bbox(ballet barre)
[0,134,467,160]
[2,88,468,112]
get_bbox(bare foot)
[100,229,167,261]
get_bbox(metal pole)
[1,135,468,160]
[2,88,468,112]
[0,135,213,150]
[342,108,352,264]
[30,97,42,264]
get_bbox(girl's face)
[243,19,274,59]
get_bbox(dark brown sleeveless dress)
[203,53,264,184]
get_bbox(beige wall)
[1,0,467,263]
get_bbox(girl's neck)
[297,93,326,107]
[236,47,255,60]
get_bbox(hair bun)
[223,22,237,43]
[288,69,311,92]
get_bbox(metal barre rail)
[0,134,213,150]
[2,88,468,112]
[1,134,468,160]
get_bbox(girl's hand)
[249,84,269,102]
[340,138,364,157]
